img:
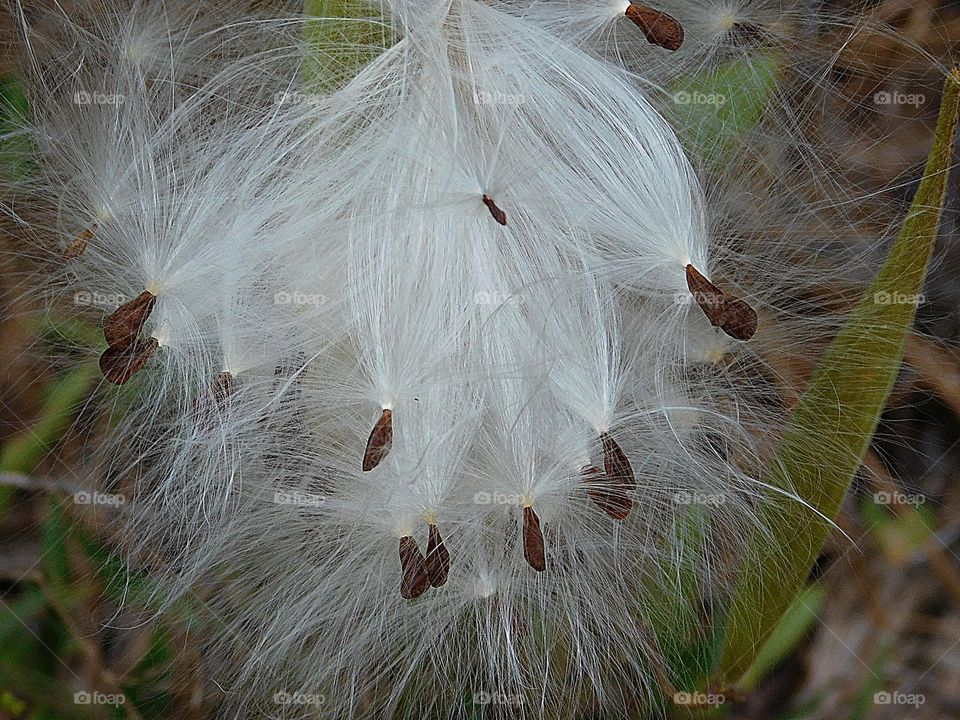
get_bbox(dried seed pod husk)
[62,224,97,261]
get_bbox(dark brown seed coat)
[601,432,635,486]
[362,408,393,472]
[425,523,451,587]
[522,506,546,572]
[99,337,159,385]
[625,3,685,51]
[583,466,633,520]
[399,535,431,599]
[103,291,157,347]
[482,195,508,226]
[212,371,236,406]
[685,264,758,341]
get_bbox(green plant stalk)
[715,69,960,685]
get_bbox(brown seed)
[99,337,159,385]
[601,432,635,487]
[212,371,236,406]
[522,506,546,572]
[425,523,451,587]
[362,408,393,472]
[685,264,758,341]
[625,3,685,51]
[482,195,508,226]
[399,535,431,599]
[582,466,633,520]
[103,291,156,347]
[62,224,98,261]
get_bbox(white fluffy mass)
[3,0,947,717]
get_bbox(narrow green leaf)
[0,76,35,180]
[650,506,725,693]
[737,583,825,691]
[0,363,98,517]
[0,363,97,475]
[716,69,960,685]
[303,0,395,93]
[40,499,74,590]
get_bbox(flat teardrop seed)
[99,337,159,385]
[399,536,431,599]
[625,3,685,51]
[425,524,451,587]
[522,506,546,572]
[362,408,393,472]
[103,291,156,347]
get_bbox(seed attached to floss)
[425,524,451,587]
[582,466,633,520]
[600,432,635,487]
[398,535,431,599]
[624,3,685,51]
[685,264,758,341]
[99,337,159,385]
[362,408,393,472]
[522,506,546,572]
[103,290,157,347]
[212,371,236,406]
[62,223,98,261]
[482,194,507,226]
